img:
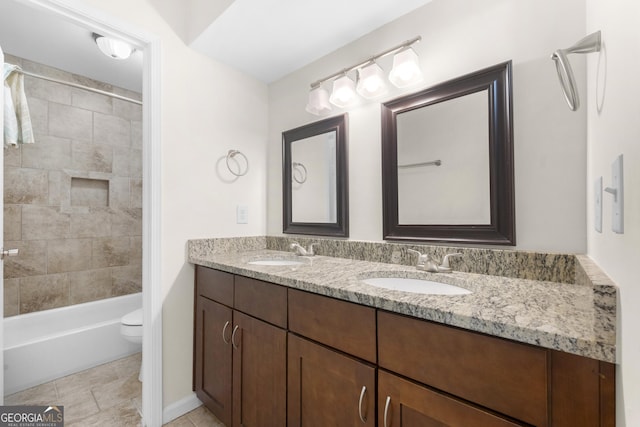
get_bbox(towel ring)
[292,162,307,184]
[226,150,249,177]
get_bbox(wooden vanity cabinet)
[194,266,286,427]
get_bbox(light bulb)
[389,47,423,88]
[329,75,357,108]
[356,62,388,99]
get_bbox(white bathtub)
[3,293,142,395]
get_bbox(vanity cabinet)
[194,266,286,427]
[194,266,615,427]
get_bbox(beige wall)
[3,54,142,317]
[586,0,640,425]
[268,0,588,253]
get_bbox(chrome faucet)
[290,242,316,256]
[407,249,462,273]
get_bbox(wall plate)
[611,155,624,234]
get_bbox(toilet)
[120,308,143,381]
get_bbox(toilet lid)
[122,308,143,326]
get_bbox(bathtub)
[4,292,142,395]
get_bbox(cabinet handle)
[231,325,240,349]
[222,321,231,344]
[383,396,391,427]
[358,385,367,423]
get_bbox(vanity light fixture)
[94,33,135,60]
[306,36,422,115]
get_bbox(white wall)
[76,0,269,408]
[585,0,640,425]
[268,0,588,252]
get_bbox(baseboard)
[162,392,202,424]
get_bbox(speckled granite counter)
[188,238,616,364]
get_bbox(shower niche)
[71,177,110,207]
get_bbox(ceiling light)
[305,86,332,115]
[94,34,134,60]
[329,74,357,108]
[305,36,422,115]
[356,62,388,99]
[389,47,423,88]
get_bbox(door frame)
[7,0,163,425]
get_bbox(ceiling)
[0,0,432,91]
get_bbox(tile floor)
[4,352,224,426]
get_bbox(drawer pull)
[358,385,367,423]
[222,321,231,344]
[231,325,240,349]
[383,396,391,427]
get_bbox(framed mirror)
[283,114,349,237]
[381,61,515,245]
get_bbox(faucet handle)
[439,253,462,272]
[307,243,316,256]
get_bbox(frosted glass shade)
[329,75,357,108]
[305,86,332,115]
[95,36,134,60]
[389,48,423,88]
[356,62,388,99]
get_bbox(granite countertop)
[189,249,616,363]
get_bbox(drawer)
[196,266,233,306]
[234,275,287,328]
[288,289,376,363]
[378,310,548,427]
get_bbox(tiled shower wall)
[3,54,142,317]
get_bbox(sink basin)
[248,259,305,266]
[362,277,471,295]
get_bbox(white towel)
[4,63,35,148]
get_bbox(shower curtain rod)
[10,66,142,106]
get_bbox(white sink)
[248,259,304,266]
[362,277,471,295]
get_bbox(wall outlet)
[237,205,248,224]
[594,177,602,233]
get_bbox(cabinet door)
[195,296,233,426]
[232,311,287,427]
[288,334,376,427]
[378,370,524,427]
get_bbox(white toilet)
[120,308,143,381]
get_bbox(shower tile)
[70,177,109,207]
[49,103,93,141]
[22,205,70,240]
[111,208,142,237]
[5,381,58,406]
[94,113,131,147]
[47,239,93,273]
[4,167,49,205]
[24,77,71,105]
[3,240,47,279]
[4,278,20,317]
[112,146,131,176]
[27,97,48,135]
[130,179,143,209]
[48,171,65,206]
[131,120,142,149]
[4,204,21,241]
[69,207,112,238]
[110,177,131,209]
[21,135,72,170]
[69,268,112,304]
[20,273,69,314]
[71,141,113,173]
[92,237,131,268]
[112,265,142,296]
[130,237,142,265]
[71,88,113,114]
[113,98,142,122]
[129,148,142,178]
[3,144,21,167]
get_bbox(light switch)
[594,177,602,233]
[237,205,248,224]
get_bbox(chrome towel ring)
[226,149,249,177]
[292,162,307,184]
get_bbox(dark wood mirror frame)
[381,61,515,245]
[283,114,349,237]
